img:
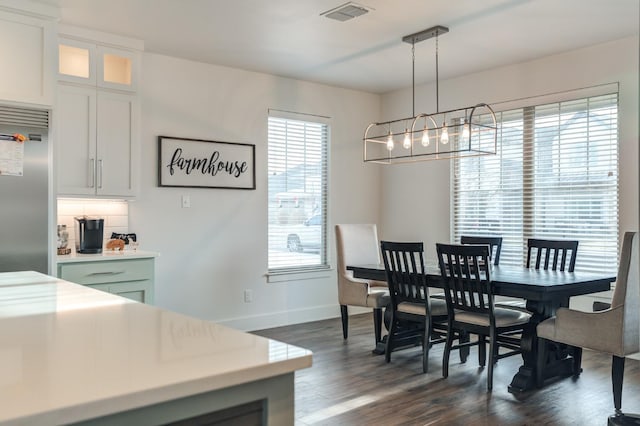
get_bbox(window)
[268,113,329,273]
[453,93,619,274]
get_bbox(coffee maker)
[75,216,104,254]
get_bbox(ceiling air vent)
[321,2,370,22]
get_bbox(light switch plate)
[181,195,191,208]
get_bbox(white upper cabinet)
[57,85,139,197]
[56,26,143,198]
[95,90,139,196]
[58,37,140,92]
[0,6,57,106]
[57,84,96,196]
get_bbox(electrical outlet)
[244,289,253,303]
[181,195,191,208]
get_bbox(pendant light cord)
[412,41,415,117]
[435,32,439,113]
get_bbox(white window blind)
[268,115,328,272]
[453,93,619,275]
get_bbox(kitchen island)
[0,271,312,425]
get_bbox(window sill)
[266,267,333,283]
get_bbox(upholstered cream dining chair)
[537,231,639,425]
[335,224,390,348]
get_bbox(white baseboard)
[216,304,342,332]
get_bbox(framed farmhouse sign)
[158,136,255,189]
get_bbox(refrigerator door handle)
[89,158,95,188]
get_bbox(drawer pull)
[88,271,126,276]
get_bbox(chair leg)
[385,313,397,364]
[373,307,383,344]
[487,330,495,391]
[478,335,487,367]
[443,325,455,378]
[340,305,348,339]
[422,317,432,374]
[572,346,583,376]
[459,331,470,363]
[612,355,625,415]
[536,337,548,388]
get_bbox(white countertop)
[0,271,312,425]
[56,249,159,263]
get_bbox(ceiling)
[40,0,639,94]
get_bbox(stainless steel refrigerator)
[0,118,50,274]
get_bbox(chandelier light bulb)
[462,120,470,139]
[386,132,394,151]
[421,125,430,147]
[441,123,449,144]
[403,129,411,149]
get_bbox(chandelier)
[363,26,497,164]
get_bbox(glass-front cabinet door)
[58,39,96,85]
[97,45,138,91]
[58,38,138,91]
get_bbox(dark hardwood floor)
[254,313,640,426]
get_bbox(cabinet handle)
[98,159,103,189]
[89,158,95,188]
[88,271,125,276]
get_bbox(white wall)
[130,36,637,330]
[380,36,639,260]
[130,53,381,330]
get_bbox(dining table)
[347,263,616,394]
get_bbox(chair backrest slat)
[526,238,579,272]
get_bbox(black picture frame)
[158,136,255,190]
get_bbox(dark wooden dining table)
[347,263,616,393]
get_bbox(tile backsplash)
[57,199,130,252]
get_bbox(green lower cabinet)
[84,280,153,303]
[57,257,155,304]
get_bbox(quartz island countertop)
[0,271,312,425]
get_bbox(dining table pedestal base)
[608,413,640,425]
[508,354,577,393]
[508,298,580,394]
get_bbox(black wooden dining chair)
[433,236,503,301]
[526,238,579,272]
[460,235,503,266]
[496,238,579,313]
[380,241,449,373]
[436,243,531,391]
